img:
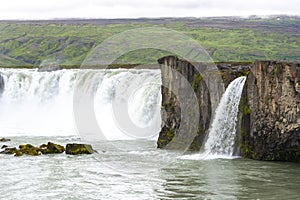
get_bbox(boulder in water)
[1,145,8,149]
[66,143,95,155]
[40,142,65,154]
[0,138,11,142]
[19,144,41,156]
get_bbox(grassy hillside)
[0,16,299,67]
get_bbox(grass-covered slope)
[0,16,299,67]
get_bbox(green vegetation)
[191,74,203,90]
[0,16,299,67]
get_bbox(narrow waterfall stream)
[183,76,246,159]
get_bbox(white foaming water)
[182,76,246,160]
[0,68,161,139]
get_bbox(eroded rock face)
[157,56,211,150]
[240,61,300,161]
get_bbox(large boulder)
[40,142,65,154]
[19,144,41,156]
[66,143,95,155]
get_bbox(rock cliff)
[239,61,300,161]
[157,56,249,151]
[157,56,211,150]
[157,56,300,162]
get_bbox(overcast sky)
[0,0,299,20]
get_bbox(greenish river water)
[1,137,299,200]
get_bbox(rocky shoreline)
[157,56,300,162]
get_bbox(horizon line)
[0,14,299,21]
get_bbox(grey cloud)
[0,0,299,20]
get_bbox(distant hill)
[0,16,299,67]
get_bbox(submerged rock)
[40,142,65,154]
[1,145,8,149]
[66,143,95,155]
[0,138,11,142]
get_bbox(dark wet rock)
[40,142,65,154]
[66,143,95,155]
[218,64,251,87]
[19,144,41,156]
[38,64,62,72]
[0,138,11,142]
[1,145,8,149]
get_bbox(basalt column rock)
[157,56,211,150]
[239,61,300,161]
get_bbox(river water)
[0,69,299,199]
[1,137,299,200]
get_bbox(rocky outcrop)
[156,56,250,151]
[239,61,300,161]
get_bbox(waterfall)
[181,76,246,160]
[203,76,246,157]
[0,68,161,139]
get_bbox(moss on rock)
[19,144,41,156]
[157,127,175,149]
[65,143,95,155]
